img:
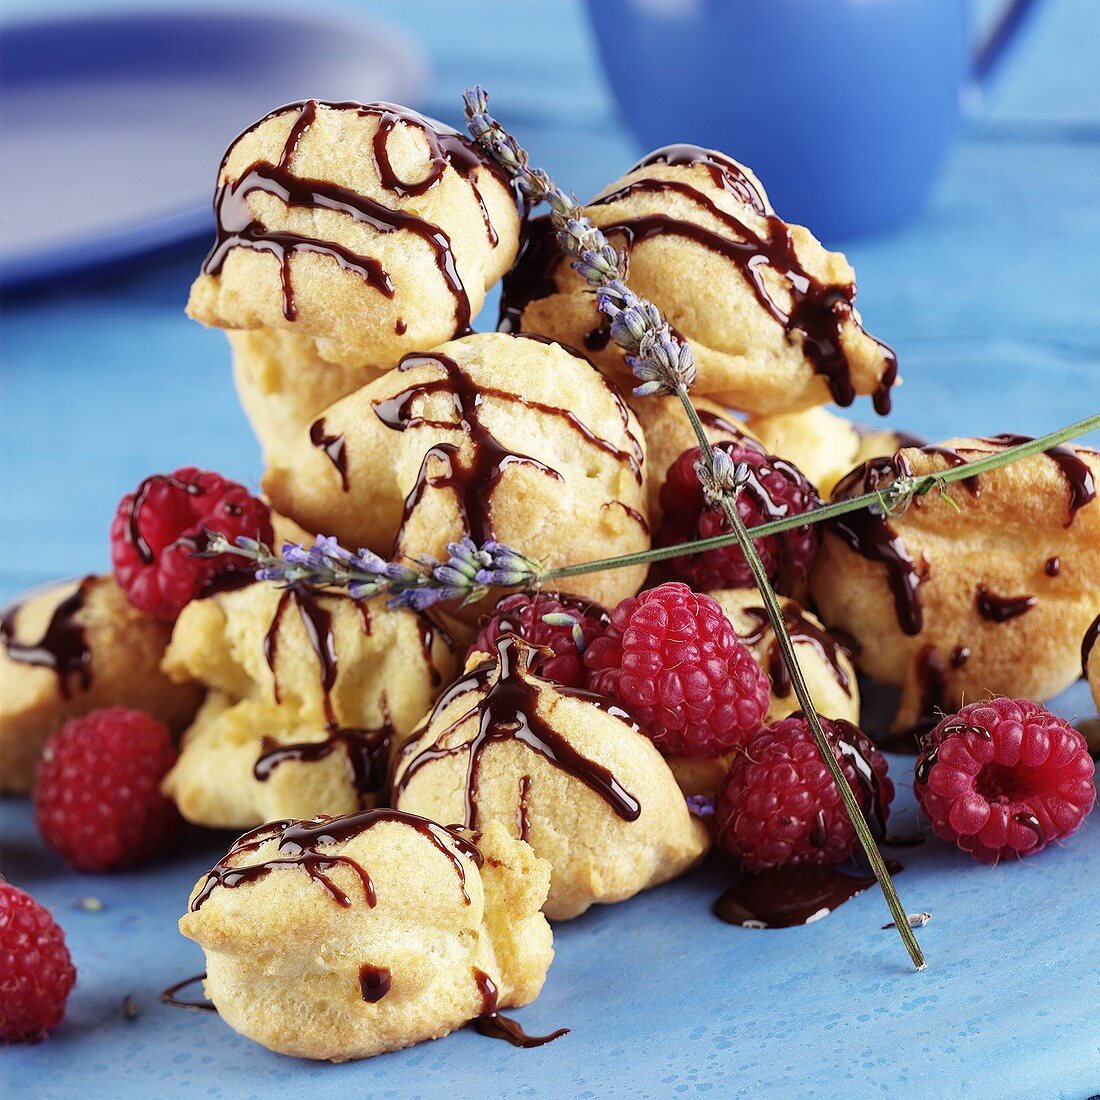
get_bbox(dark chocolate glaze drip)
[160,973,217,1013]
[738,603,854,700]
[264,587,341,724]
[1044,556,1061,577]
[914,721,991,786]
[714,861,902,929]
[254,703,395,805]
[981,433,1096,526]
[631,144,768,214]
[497,216,559,333]
[190,808,482,911]
[358,964,392,1003]
[910,645,949,738]
[950,645,970,669]
[830,718,891,839]
[309,418,350,492]
[373,351,642,548]
[203,100,508,333]
[126,473,204,563]
[975,585,1036,623]
[517,774,532,843]
[1012,811,1045,847]
[471,969,569,1048]
[395,636,641,827]
[1,577,94,698]
[919,445,981,496]
[1082,614,1100,676]
[830,455,924,635]
[585,170,897,412]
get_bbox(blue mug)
[585,0,1040,240]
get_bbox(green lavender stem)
[462,85,929,968]
[543,413,1100,583]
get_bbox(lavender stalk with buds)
[463,85,928,970]
[204,532,542,611]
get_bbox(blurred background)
[1,0,1098,598]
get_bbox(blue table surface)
[2,1,1099,1096]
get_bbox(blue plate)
[0,7,426,286]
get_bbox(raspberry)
[35,707,180,872]
[655,442,821,593]
[914,698,1096,864]
[584,582,769,756]
[0,883,76,1042]
[110,466,273,621]
[715,716,894,871]
[470,592,610,688]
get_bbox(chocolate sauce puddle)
[471,969,568,1048]
[1,576,95,698]
[395,636,641,827]
[160,973,217,1013]
[190,809,482,911]
[715,861,903,929]
[309,418,350,491]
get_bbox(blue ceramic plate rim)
[0,5,428,288]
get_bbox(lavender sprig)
[464,86,926,969]
[204,533,541,610]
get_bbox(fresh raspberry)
[0,883,76,1042]
[655,442,821,593]
[35,707,180,872]
[715,716,894,871]
[470,592,610,688]
[584,582,769,756]
[110,466,273,620]
[914,698,1095,864]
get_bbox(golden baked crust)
[229,329,377,460]
[667,587,860,798]
[161,582,456,828]
[503,149,896,414]
[809,438,1100,731]
[264,332,651,615]
[179,816,553,1062]
[630,395,758,523]
[0,575,203,793]
[746,408,863,497]
[187,100,520,369]
[392,640,709,919]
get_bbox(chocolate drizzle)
[374,351,642,548]
[975,585,1036,622]
[309,418,349,491]
[1,577,94,698]
[190,809,482,911]
[919,445,981,496]
[264,587,342,724]
[254,705,395,805]
[1082,614,1100,676]
[981,433,1096,526]
[471,969,569,1048]
[395,636,641,827]
[203,100,508,333]
[160,973,217,1013]
[738,603,854,699]
[714,861,903,929]
[1044,556,1061,577]
[830,455,924,635]
[631,144,768,214]
[914,721,990,786]
[358,964,392,1003]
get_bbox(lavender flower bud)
[686,795,716,817]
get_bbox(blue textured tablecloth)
[1,1,1099,1096]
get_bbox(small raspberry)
[715,716,894,871]
[110,466,273,621]
[0,883,77,1042]
[584,582,769,756]
[35,707,180,872]
[655,442,821,593]
[914,698,1095,864]
[470,592,610,688]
